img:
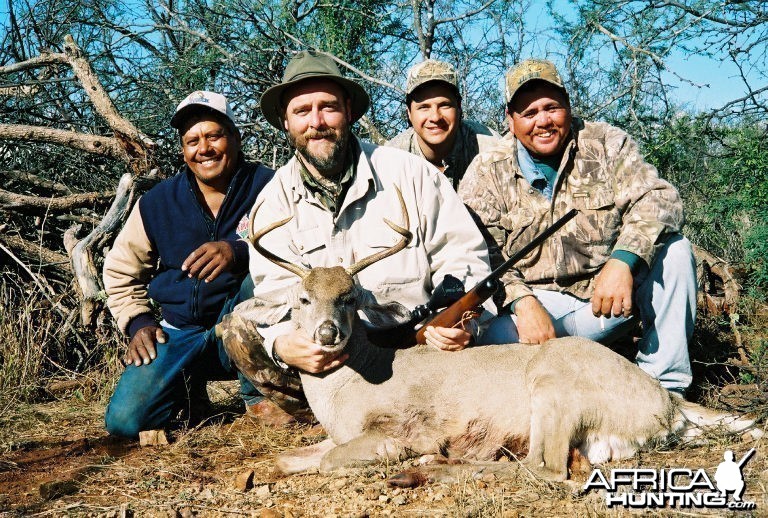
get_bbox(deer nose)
[316,321,339,346]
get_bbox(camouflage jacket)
[385,119,499,189]
[458,118,684,306]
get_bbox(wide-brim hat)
[171,90,236,129]
[260,50,370,130]
[504,59,568,106]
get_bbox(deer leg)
[524,382,571,481]
[276,438,336,475]
[319,431,408,473]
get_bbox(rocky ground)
[1,381,766,517]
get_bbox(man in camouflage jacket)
[386,59,499,189]
[458,59,696,395]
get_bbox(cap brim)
[508,78,569,105]
[170,104,233,129]
[407,79,460,97]
[260,74,370,130]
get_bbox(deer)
[220,186,762,484]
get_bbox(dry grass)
[0,380,766,517]
[1,280,767,516]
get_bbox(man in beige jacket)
[219,51,494,415]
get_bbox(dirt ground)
[1,381,766,518]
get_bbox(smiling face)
[508,82,572,159]
[282,79,352,179]
[406,82,460,160]
[180,114,241,193]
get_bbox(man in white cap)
[219,50,494,417]
[102,90,281,438]
[459,59,696,396]
[386,59,499,188]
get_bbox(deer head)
[249,186,413,353]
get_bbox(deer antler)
[249,201,309,279]
[347,186,412,276]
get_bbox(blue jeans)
[479,234,696,393]
[105,279,261,438]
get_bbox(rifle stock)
[413,279,498,344]
[411,209,578,345]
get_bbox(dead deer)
[223,186,762,483]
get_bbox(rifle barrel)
[486,209,578,281]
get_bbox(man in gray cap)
[459,59,696,396]
[102,90,283,438]
[222,51,494,414]
[386,59,499,188]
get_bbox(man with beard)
[222,51,493,414]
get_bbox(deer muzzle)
[316,320,342,346]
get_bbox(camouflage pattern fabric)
[504,59,566,104]
[458,118,684,307]
[386,120,499,189]
[218,311,312,419]
[405,59,459,95]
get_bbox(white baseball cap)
[170,90,236,129]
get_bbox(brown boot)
[245,399,299,427]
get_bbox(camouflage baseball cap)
[504,59,567,105]
[405,59,459,96]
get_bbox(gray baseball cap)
[405,59,459,96]
[170,90,236,129]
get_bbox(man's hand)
[182,241,235,282]
[514,295,556,344]
[423,325,473,351]
[592,258,634,318]
[273,330,349,374]
[126,325,167,366]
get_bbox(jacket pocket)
[360,232,425,291]
[290,226,327,263]
[571,184,620,246]
[499,207,536,244]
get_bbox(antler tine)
[249,200,309,279]
[347,186,412,277]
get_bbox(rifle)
[412,208,578,345]
[367,209,578,348]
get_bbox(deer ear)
[357,288,412,327]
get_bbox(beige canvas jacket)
[246,136,492,356]
[458,118,684,307]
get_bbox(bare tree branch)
[0,124,128,159]
[0,188,115,212]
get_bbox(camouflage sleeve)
[608,128,684,265]
[458,156,534,309]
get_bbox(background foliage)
[0,0,766,407]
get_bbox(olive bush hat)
[260,50,370,130]
[504,59,568,105]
